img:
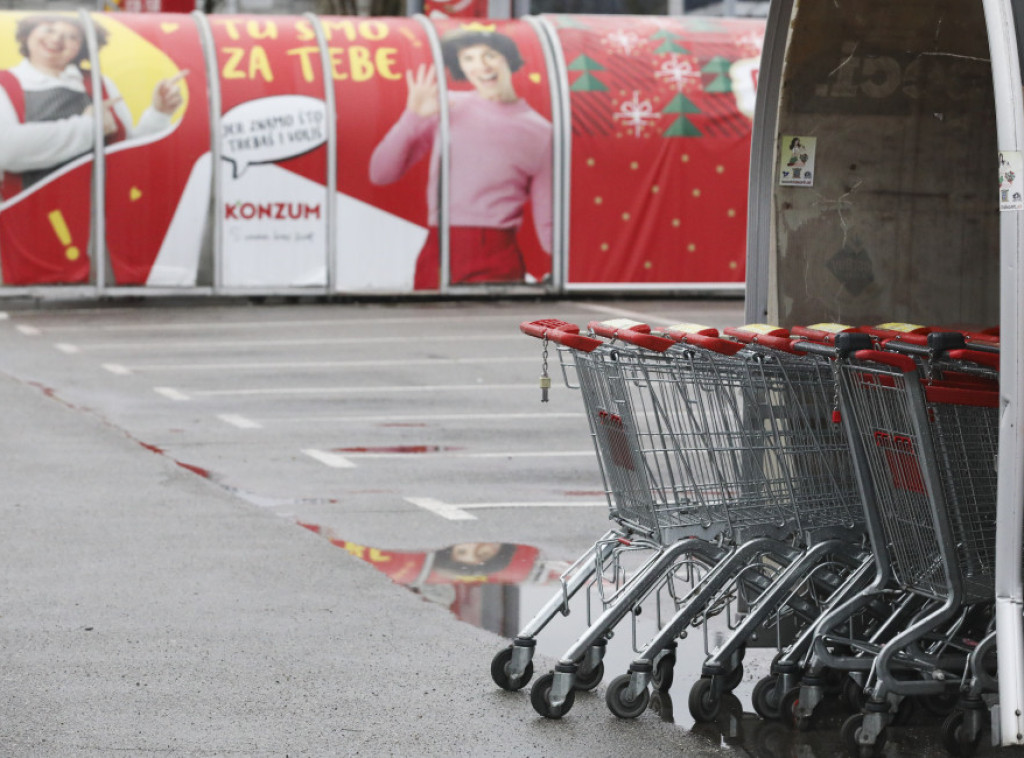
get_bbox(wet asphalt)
[0,296,1013,757]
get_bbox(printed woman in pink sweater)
[369,29,552,290]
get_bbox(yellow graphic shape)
[528,72,541,84]
[0,13,188,127]
[161,22,180,33]
[93,14,189,125]
[129,186,142,201]
[47,209,80,261]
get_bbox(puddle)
[300,522,1001,758]
[331,445,463,454]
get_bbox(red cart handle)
[946,349,1000,371]
[682,332,746,356]
[520,319,602,352]
[852,349,917,372]
[723,325,805,355]
[588,320,674,353]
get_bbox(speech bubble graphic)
[221,95,327,178]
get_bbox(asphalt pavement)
[0,297,743,758]
[0,296,1006,758]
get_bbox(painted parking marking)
[302,449,356,469]
[405,497,606,521]
[190,383,534,398]
[154,386,191,401]
[100,355,534,373]
[43,333,524,352]
[16,324,39,335]
[55,343,80,354]
[238,411,584,425]
[103,363,132,375]
[217,413,263,429]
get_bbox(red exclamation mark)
[47,210,80,262]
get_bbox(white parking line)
[49,333,523,352]
[191,383,534,397]
[243,411,584,425]
[16,324,39,335]
[55,343,80,354]
[154,386,191,401]
[217,414,263,429]
[105,356,534,373]
[103,363,132,375]
[302,449,356,468]
[405,497,606,521]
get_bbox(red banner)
[552,15,762,284]
[101,13,210,285]
[0,12,98,284]
[332,17,433,292]
[210,15,329,287]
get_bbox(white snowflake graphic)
[613,90,661,137]
[604,29,643,55]
[654,55,701,92]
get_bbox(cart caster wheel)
[652,654,676,692]
[573,660,604,692]
[751,674,782,720]
[688,677,721,723]
[606,673,651,719]
[722,662,744,693]
[490,646,533,692]
[942,710,982,758]
[841,713,887,758]
[780,687,816,732]
[530,672,575,719]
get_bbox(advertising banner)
[549,15,762,285]
[0,12,99,285]
[98,13,210,286]
[210,15,329,288]
[431,18,554,288]
[333,16,434,293]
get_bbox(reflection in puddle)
[330,445,463,454]
[299,523,986,758]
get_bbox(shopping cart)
[491,319,731,717]
[585,322,874,723]
[794,334,1000,756]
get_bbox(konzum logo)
[225,202,322,220]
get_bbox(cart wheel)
[573,660,604,692]
[722,662,744,692]
[751,674,782,720]
[530,672,575,719]
[606,673,651,719]
[840,713,887,758]
[652,654,676,692]
[780,687,816,732]
[688,677,721,722]
[942,710,982,758]
[490,646,533,692]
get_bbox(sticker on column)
[999,151,1024,211]
[780,136,816,187]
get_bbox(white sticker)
[780,135,816,187]
[999,151,1024,211]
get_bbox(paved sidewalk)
[0,368,718,757]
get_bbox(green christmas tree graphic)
[651,28,690,55]
[703,56,733,93]
[568,54,609,92]
[662,93,702,137]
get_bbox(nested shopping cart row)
[490,316,1004,757]
[492,318,871,723]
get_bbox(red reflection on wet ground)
[331,445,463,454]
